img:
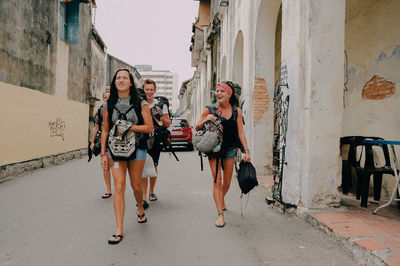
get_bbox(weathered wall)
[68,2,92,103]
[253,0,282,175]
[344,0,400,199]
[0,0,58,94]
[282,0,345,208]
[90,39,106,111]
[106,54,141,87]
[0,82,89,166]
[343,0,400,139]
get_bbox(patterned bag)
[108,106,137,161]
[193,106,223,153]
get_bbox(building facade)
[0,0,141,178]
[189,0,400,209]
[135,65,179,113]
[176,79,193,122]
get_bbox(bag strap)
[199,151,203,171]
[214,158,220,183]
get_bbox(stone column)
[281,0,345,208]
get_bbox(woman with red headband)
[195,81,251,228]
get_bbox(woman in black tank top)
[195,81,251,228]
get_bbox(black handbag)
[237,161,258,194]
[93,135,101,156]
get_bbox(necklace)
[217,105,232,119]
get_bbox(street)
[0,151,355,266]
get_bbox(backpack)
[193,106,223,154]
[237,161,258,194]
[108,104,142,161]
[154,96,171,117]
[197,104,244,183]
[148,97,179,161]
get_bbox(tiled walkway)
[258,175,400,265]
[310,196,400,265]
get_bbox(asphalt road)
[0,150,355,266]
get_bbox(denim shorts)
[208,147,237,160]
[130,148,147,161]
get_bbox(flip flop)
[102,193,112,199]
[108,234,123,245]
[137,211,147,224]
[149,193,158,201]
[215,212,225,228]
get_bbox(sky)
[94,0,199,85]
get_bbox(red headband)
[217,82,233,96]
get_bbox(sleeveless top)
[220,107,237,150]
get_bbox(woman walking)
[195,81,250,228]
[90,91,112,199]
[101,69,153,245]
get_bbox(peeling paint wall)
[282,0,345,208]
[344,0,400,139]
[67,2,92,103]
[0,0,104,167]
[253,0,281,175]
[0,0,58,94]
[344,0,400,199]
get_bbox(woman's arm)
[129,104,153,134]
[100,108,110,169]
[195,108,215,131]
[236,108,250,162]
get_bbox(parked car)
[169,118,193,150]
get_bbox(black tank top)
[220,107,236,150]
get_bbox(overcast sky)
[94,0,199,85]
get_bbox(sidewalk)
[258,175,400,266]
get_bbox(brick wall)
[362,75,395,100]
[253,77,270,125]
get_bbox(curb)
[303,210,387,266]
[0,148,87,183]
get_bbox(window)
[172,119,188,128]
[59,0,80,44]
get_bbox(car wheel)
[187,144,194,151]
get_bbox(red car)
[170,118,193,150]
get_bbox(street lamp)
[220,0,229,6]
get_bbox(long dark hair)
[222,81,239,107]
[107,69,143,124]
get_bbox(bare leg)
[221,158,235,209]
[103,156,112,194]
[141,177,148,201]
[128,160,147,222]
[149,166,158,200]
[109,161,127,240]
[209,158,224,226]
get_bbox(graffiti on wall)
[49,118,66,140]
[268,63,296,210]
[362,75,395,100]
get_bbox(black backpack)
[149,98,179,161]
[237,161,258,194]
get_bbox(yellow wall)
[0,82,89,165]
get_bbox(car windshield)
[172,119,188,128]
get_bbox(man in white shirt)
[141,79,171,207]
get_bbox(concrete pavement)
[0,151,355,265]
